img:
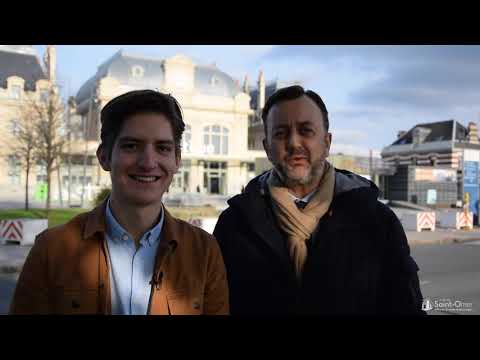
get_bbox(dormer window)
[10,85,21,99]
[131,65,144,78]
[412,126,431,145]
[210,76,219,86]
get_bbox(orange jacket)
[9,201,229,315]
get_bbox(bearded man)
[213,85,425,315]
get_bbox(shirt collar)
[288,188,318,204]
[105,198,164,247]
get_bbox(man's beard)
[274,158,325,188]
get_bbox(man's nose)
[287,130,302,150]
[138,147,156,169]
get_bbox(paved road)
[0,273,18,314]
[412,241,480,315]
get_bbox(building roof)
[0,46,46,91]
[381,119,474,157]
[194,65,241,97]
[76,51,242,105]
[391,120,463,146]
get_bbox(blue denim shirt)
[105,199,164,315]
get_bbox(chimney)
[257,70,265,111]
[467,121,479,144]
[43,45,56,83]
[243,74,250,94]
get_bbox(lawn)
[0,205,220,228]
[0,208,88,228]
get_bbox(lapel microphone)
[150,240,178,289]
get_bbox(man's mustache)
[286,148,309,158]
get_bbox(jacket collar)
[83,199,108,240]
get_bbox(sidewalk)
[2,228,480,274]
[406,228,480,246]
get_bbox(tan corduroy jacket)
[9,200,229,315]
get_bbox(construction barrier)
[186,217,218,234]
[437,211,473,230]
[0,218,48,245]
[401,212,436,232]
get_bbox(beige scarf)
[267,162,335,280]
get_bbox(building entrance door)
[203,161,227,194]
[210,177,220,194]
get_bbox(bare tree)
[65,96,77,207]
[11,109,39,210]
[24,85,66,214]
[1,99,41,211]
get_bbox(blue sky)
[33,45,480,157]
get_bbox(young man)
[10,90,229,315]
[214,85,425,315]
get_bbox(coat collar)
[83,199,108,240]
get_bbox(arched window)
[203,125,229,155]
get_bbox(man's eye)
[121,143,137,150]
[121,143,139,152]
[300,128,314,135]
[157,145,173,153]
[273,131,286,138]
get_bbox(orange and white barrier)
[401,211,436,232]
[437,211,473,230]
[0,219,48,245]
[0,219,23,242]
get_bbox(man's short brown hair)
[261,85,329,136]
[100,90,185,158]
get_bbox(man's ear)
[97,145,111,171]
[262,138,272,162]
[325,132,332,158]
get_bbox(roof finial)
[243,74,250,93]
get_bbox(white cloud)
[330,143,381,157]
[329,128,380,157]
[330,129,368,143]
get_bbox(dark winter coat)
[214,169,425,316]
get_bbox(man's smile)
[128,175,161,183]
